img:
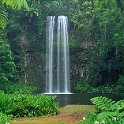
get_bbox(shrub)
[94,85,115,94]
[79,112,96,124]
[117,75,124,85]
[0,82,37,94]
[114,75,124,96]
[81,96,124,124]
[75,81,93,93]
[0,39,16,83]
[0,112,10,124]
[0,92,59,117]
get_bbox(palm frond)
[0,0,29,10]
[0,0,29,29]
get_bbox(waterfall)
[46,16,55,93]
[46,16,71,94]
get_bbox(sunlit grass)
[61,105,95,113]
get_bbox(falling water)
[46,16,71,94]
[46,16,55,93]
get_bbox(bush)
[94,85,115,94]
[117,75,124,85]
[0,82,37,94]
[75,81,93,93]
[0,112,10,124]
[92,76,124,96]
[0,39,16,83]
[0,92,59,117]
[114,75,124,96]
[81,96,124,124]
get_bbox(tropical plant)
[0,112,10,124]
[0,82,37,94]
[1,0,124,96]
[116,75,124,85]
[75,81,93,93]
[79,112,96,124]
[0,0,29,29]
[0,91,59,117]
[114,75,124,96]
[82,96,124,124]
[0,39,16,83]
[91,96,116,112]
[0,0,29,10]
[94,86,115,94]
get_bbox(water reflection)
[54,93,124,106]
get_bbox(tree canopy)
[0,0,124,95]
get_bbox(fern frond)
[118,111,124,118]
[91,96,115,111]
[0,0,29,10]
[97,111,118,121]
[114,99,124,112]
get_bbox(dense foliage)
[75,80,93,93]
[0,91,59,117]
[81,96,124,124]
[0,82,36,94]
[0,0,124,123]
[0,0,124,96]
[0,0,29,29]
[75,76,124,96]
[69,0,124,83]
[67,0,124,95]
[0,112,10,124]
[0,39,16,84]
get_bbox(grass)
[60,105,95,113]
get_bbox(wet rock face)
[70,41,96,86]
[20,32,45,91]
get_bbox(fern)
[97,111,118,120]
[0,0,29,10]
[82,97,124,124]
[119,111,124,118]
[90,96,124,122]
[91,96,115,111]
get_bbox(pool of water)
[49,93,124,106]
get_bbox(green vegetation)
[0,39,16,84]
[0,0,29,29]
[0,112,10,124]
[75,81,93,93]
[0,91,59,117]
[75,75,124,96]
[81,96,124,124]
[60,105,94,114]
[0,82,36,94]
[70,0,124,96]
[0,0,124,123]
[114,75,124,96]
[1,0,124,94]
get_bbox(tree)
[0,0,29,29]
[0,0,29,85]
[0,39,16,83]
